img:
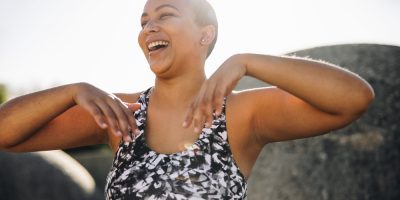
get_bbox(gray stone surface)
[0,150,103,200]
[239,44,400,200]
[67,146,114,193]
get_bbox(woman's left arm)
[183,53,374,143]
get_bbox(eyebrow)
[141,4,180,18]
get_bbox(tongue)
[150,45,167,52]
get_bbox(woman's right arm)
[0,82,139,152]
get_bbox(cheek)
[182,35,202,53]
[137,32,148,54]
[171,27,201,50]
[137,32,144,49]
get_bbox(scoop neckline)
[131,87,248,180]
[137,87,209,157]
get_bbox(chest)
[105,92,250,199]
[144,106,201,154]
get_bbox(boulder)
[0,150,103,200]
[237,44,400,200]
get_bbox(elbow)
[0,142,14,152]
[0,137,26,153]
[359,82,375,112]
[0,125,23,152]
[0,135,18,152]
[349,82,375,116]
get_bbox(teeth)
[148,41,169,50]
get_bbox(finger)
[193,99,209,132]
[205,104,213,128]
[123,103,140,137]
[126,103,141,112]
[107,99,133,141]
[184,82,208,129]
[119,103,140,141]
[202,89,214,128]
[184,95,204,129]
[212,88,225,116]
[96,100,121,137]
[84,102,108,129]
[192,113,205,133]
[183,105,195,128]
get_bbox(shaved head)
[187,0,218,57]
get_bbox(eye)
[141,21,148,29]
[160,12,175,19]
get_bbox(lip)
[148,45,169,56]
[145,37,170,51]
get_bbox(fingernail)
[182,121,188,127]
[194,127,200,133]
[100,123,108,128]
[116,131,123,136]
[134,129,141,135]
[125,135,133,142]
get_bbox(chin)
[149,62,172,77]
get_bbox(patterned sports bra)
[105,88,247,199]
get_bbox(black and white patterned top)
[105,88,247,199]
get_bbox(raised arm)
[237,54,374,142]
[0,82,140,152]
[184,53,374,144]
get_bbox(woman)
[0,0,374,199]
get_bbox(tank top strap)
[133,87,153,134]
[206,97,228,134]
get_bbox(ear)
[200,25,216,45]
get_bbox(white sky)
[0,0,399,96]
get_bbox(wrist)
[231,53,249,77]
[68,82,91,105]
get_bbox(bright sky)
[1,0,399,97]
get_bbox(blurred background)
[0,0,399,199]
[0,0,399,96]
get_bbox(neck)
[151,67,206,109]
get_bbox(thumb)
[126,103,141,111]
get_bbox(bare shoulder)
[226,87,281,122]
[225,87,279,146]
[224,87,279,177]
[114,92,142,103]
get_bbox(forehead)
[142,0,192,14]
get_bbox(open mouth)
[148,41,169,52]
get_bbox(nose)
[143,20,159,33]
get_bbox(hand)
[72,83,140,142]
[183,54,247,132]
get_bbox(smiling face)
[138,0,207,78]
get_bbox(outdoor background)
[0,0,399,97]
[1,0,399,199]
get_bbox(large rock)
[0,150,103,200]
[238,44,400,200]
[66,146,114,193]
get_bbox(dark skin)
[0,0,374,178]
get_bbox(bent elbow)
[361,82,375,110]
[0,125,25,152]
[0,134,18,152]
[0,141,15,152]
[351,82,375,116]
